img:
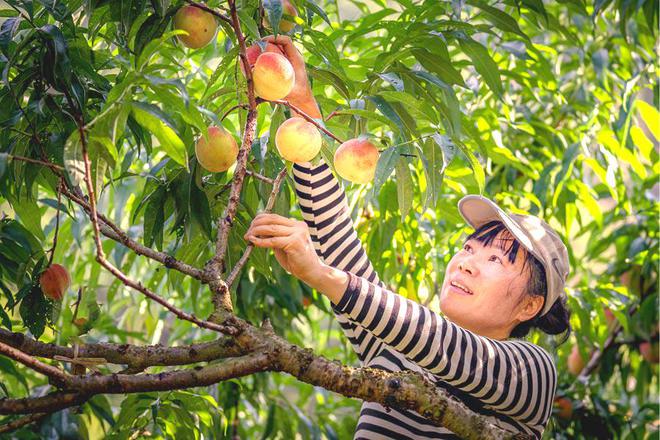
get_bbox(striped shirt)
[292,161,558,440]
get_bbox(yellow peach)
[333,138,380,184]
[275,117,322,162]
[173,5,217,49]
[195,126,238,172]
[252,52,295,101]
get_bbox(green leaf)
[365,95,411,139]
[457,34,504,99]
[411,48,465,87]
[636,100,660,141]
[454,139,485,193]
[372,145,399,195]
[467,1,528,39]
[395,159,414,221]
[64,130,85,188]
[0,152,7,179]
[263,0,283,36]
[131,102,188,169]
[19,285,49,339]
[143,186,167,249]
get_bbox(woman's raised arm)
[327,271,558,438]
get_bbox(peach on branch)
[639,341,659,364]
[173,5,218,49]
[567,345,586,376]
[195,126,239,172]
[263,0,299,33]
[275,117,322,162]
[252,52,295,101]
[39,264,70,301]
[240,42,284,76]
[553,396,573,420]
[333,138,380,184]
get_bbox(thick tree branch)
[205,0,260,314]
[65,352,271,394]
[0,329,245,369]
[0,413,49,434]
[0,342,68,387]
[0,392,88,415]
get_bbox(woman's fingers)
[245,224,295,239]
[251,213,298,227]
[247,235,291,249]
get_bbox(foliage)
[0,0,657,438]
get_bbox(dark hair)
[465,220,571,345]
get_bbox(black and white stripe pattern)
[292,161,557,439]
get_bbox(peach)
[553,396,573,420]
[639,341,659,364]
[39,264,70,301]
[263,0,299,33]
[252,52,295,101]
[275,117,322,162]
[567,345,586,376]
[240,42,284,76]
[195,126,239,172]
[333,138,380,184]
[173,5,217,49]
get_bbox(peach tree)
[0,0,657,438]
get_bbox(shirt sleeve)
[333,271,558,431]
[292,160,385,366]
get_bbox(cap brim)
[457,195,542,262]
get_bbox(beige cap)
[457,195,570,317]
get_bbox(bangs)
[465,220,529,269]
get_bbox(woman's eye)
[490,255,502,264]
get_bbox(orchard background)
[0,0,658,438]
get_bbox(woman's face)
[439,230,540,340]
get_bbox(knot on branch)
[387,378,401,390]
[164,255,176,268]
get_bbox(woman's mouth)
[449,281,473,296]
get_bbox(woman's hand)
[244,213,323,284]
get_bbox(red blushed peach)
[639,341,659,364]
[195,126,239,172]
[39,264,71,301]
[553,396,573,420]
[252,52,295,101]
[173,5,218,49]
[567,345,586,376]
[240,43,285,76]
[333,138,380,184]
[275,117,322,162]
[263,0,299,33]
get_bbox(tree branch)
[0,392,88,415]
[0,342,68,386]
[226,167,288,287]
[0,329,246,369]
[184,0,232,25]
[205,0,261,314]
[0,413,49,434]
[272,99,344,144]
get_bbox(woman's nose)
[458,259,476,275]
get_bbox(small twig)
[226,168,288,287]
[246,169,275,185]
[272,99,344,143]
[184,0,232,25]
[7,154,64,172]
[221,103,250,121]
[0,413,49,434]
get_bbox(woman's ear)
[516,294,545,322]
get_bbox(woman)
[244,36,572,440]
